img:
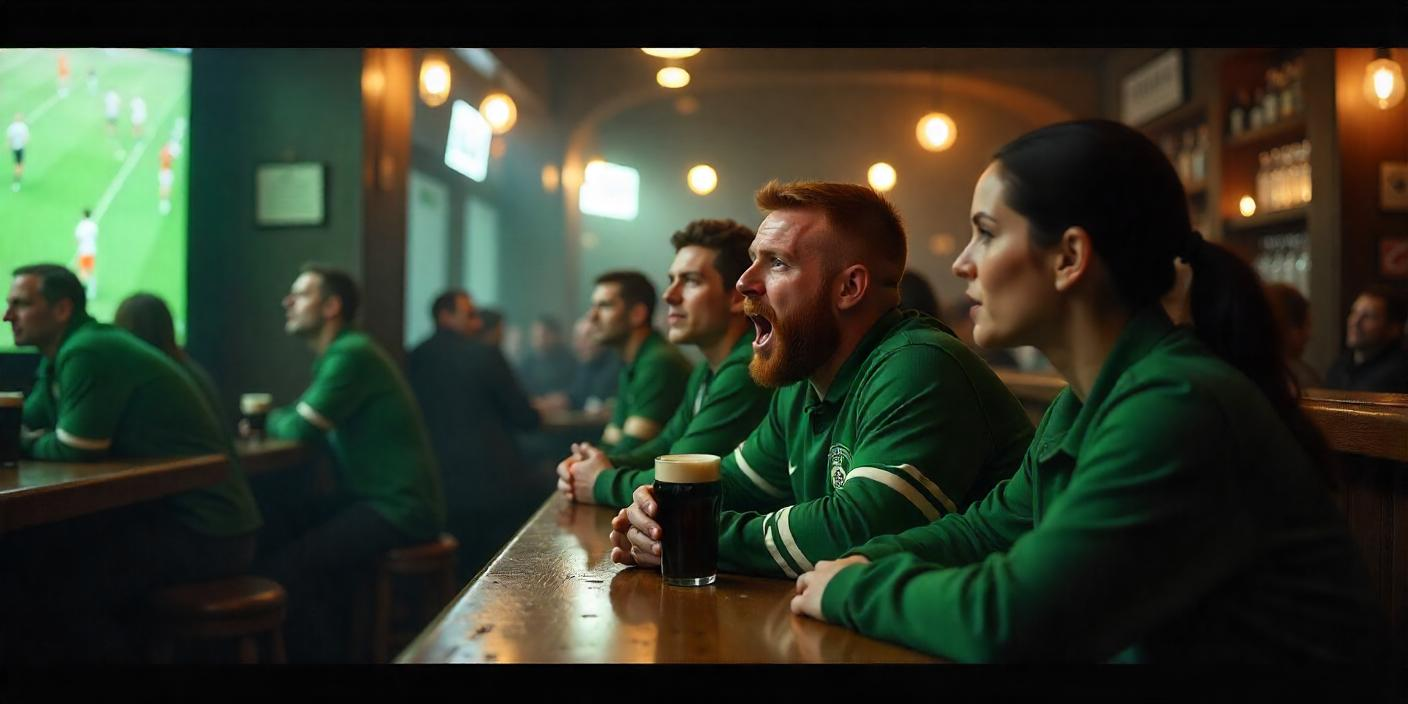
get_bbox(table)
[396,493,941,664]
[235,437,310,477]
[1,453,229,535]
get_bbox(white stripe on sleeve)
[775,505,815,573]
[895,463,957,514]
[733,446,788,499]
[297,401,335,431]
[844,466,941,521]
[56,428,112,451]
[762,512,799,578]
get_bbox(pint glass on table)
[653,453,722,587]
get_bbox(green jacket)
[714,309,1034,578]
[21,315,261,537]
[594,330,772,506]
[268,330,445,541]
[824,307,1389,662]
[606,330,692,456]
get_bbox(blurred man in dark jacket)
[406,289,541,580]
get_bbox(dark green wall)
[186,48,364,420]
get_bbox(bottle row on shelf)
[1254,231,1310,296]
[1158,123,1210,190]
[1228,54,1306,138]
[1255,139,1312,213]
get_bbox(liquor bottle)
[1261,70,1280,126]
[1256,150,1270,208]
[1177,129,1195,184]
[1249,88,1266,131]
[1279,62,1296,120]
[1229,90,1249,137]
[1191,124,1208,183]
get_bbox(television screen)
[444,99,491,182]
[0,47,191,351]
[579,160,639,221]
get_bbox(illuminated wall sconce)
[480,92,518,134]
[419,55,451,107]
[656,67,691,89]
[1364,48,1405,110]
[1239,195,1257,217]
[641,48,701,59]
[687,164,718,195]
[868,162,897,192]
[916,112,957,152]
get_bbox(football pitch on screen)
[0,47,190,350]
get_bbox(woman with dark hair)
[115,292,229,429]
[790,119,1387,662]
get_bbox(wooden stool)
[372,533,459,663]
[147,576,288,664]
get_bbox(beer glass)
[240,392,272,440]
[0,392,21,468]
[653,453,722,587]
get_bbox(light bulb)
[868,162,897,192]
[656,67,690,89]
[1239,195,1257,218]
[419,57,451,107]
[916,112,957,152]
[480,92,518,134]
[641,48,701,59]
[687,164,717,195]
[1363,55,1405,110]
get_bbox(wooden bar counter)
[397,493,942,664]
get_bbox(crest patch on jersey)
[827,443,852,489]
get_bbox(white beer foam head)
[240,392,273,414]
[654,453,720,483]
[0,392,22,408]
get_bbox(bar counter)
[397,493,942,664]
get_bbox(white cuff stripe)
[56,428,112,450]
[845,467,941,521]
[761,512,798,578]
[776,506,814,573]
[733,447,787,499]
[297,401,334,431]
[896,463,957,514]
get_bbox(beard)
[744,285,840,389]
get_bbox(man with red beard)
[609,180,1035,578]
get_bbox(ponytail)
[1184,235,1335,483]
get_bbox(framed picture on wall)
[1380,235,1408,279]
[1120,49,1187,127]
[1381,162,1408,212]
[256,162,327,227]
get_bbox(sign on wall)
[255,162,326,227]
[1121,49,1187,127]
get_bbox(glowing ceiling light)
[916,112,957,152]
[1364,50,1405,110]
[687,164,718,195]
[480,92,518,134]
[868,162,897,192]
[641,48,701,59]
[656,67,691,89]
[418,56,451,107]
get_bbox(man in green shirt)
[609,181,1035,578]
[246,264,445,662]
[587,270,692,455]
[556,218,773,507]
[1,264,261,663]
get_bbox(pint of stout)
[0,392,21,468]
[653,453,722,587]
[240,393,273,440]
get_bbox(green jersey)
[594,330,772,506]
[268,330,445,541]
[21,315,262,537]
[714,309,1034,579]
[606,330,692,456]
[824,308,1389,662]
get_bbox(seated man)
[557,218,774,507]
[588,270,693,455]
[519,315,577,398]
[611,181,1035,578]
[248,264,445,663]
[1325,285,1408,393]
[1,264,261,663]
[407,288,540,580]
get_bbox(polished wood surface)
[235,438,309,476]
[995,368,1408,463]
[0,453,228,535]
[397,493,941,664]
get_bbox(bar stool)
[372,533,459,663]
[147,576,288,664]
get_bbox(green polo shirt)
[713,308,1034,579]
[605,329,693,455]
[20,315,262,538]
[268,329,445,541]
[823,307,1389,662]
[593,330,772,506]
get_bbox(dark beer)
[240,393,272,440]
[0,392,22,468]
[653,454,722,587]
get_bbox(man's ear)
[629,301,650,328]
[52,297,74,325]
[1052,226,1094,293]
[836,264,870,312]
[322,295,344,322]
